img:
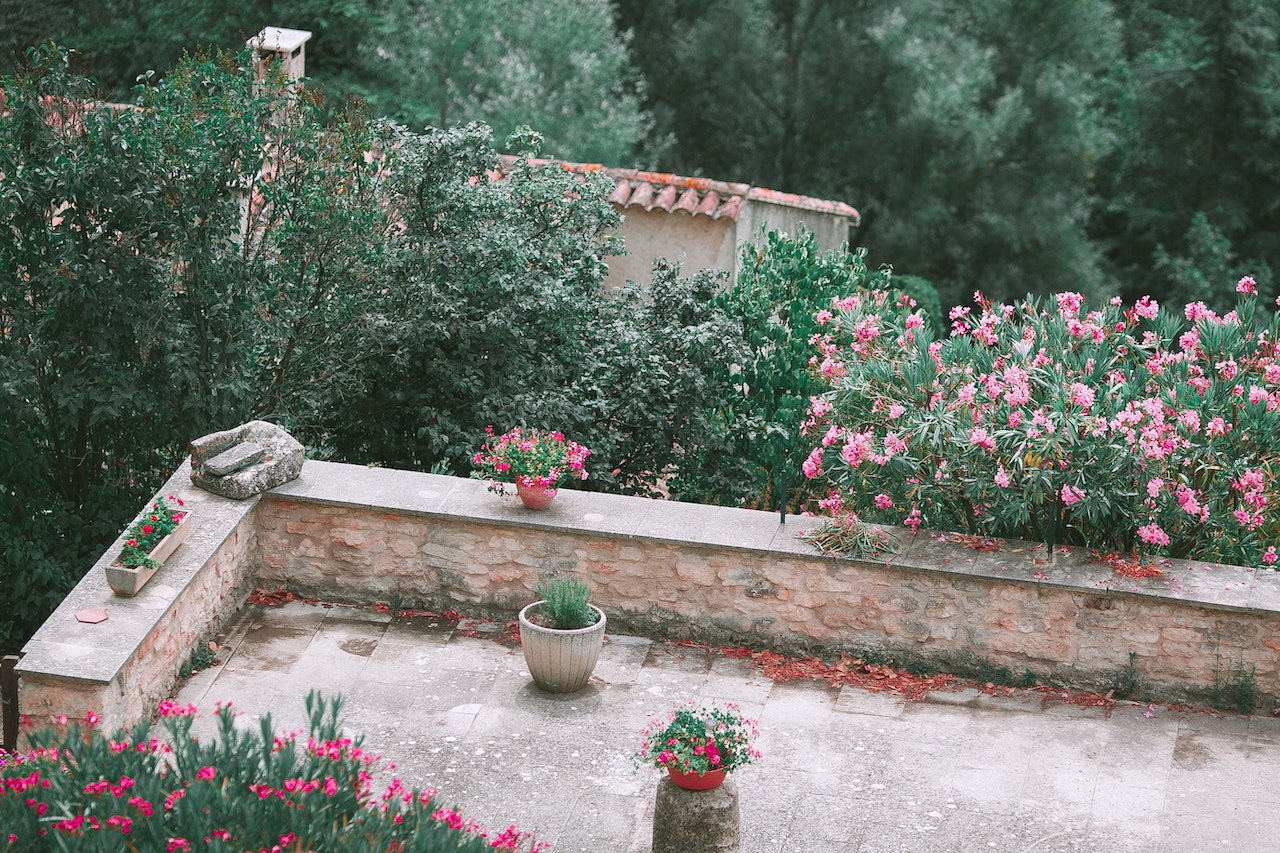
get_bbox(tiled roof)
[500,156,859,225]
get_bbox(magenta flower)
[1137,523,1170,547]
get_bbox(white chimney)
[248,27,313,84]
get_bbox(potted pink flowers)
[636,701,762,790]
[105,493,192,596]
[471,426,590,509]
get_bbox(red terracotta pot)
[516,481,557,510]
[666,766,727,791]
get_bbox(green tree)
[359,0,651,162]
[702,230,884,511]
[1,48,444,650]
[44,0,374,100]
[1097,0,1280,309]
[617,0,1119,308]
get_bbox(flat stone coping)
[272,460,1280,617]
[19,459,1280,704]
[16,460,259,689]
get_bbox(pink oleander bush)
[802,278,1279,568]
[0,694,545,852]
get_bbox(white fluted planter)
[518,602,606,693]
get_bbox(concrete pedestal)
[652,775,740,853]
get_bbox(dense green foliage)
[699,231,882,510]
[616,0,1280,312]
[357,0,650,162]
[0,50,738,652]
[4,2,1279,650]
[10,1,1278,309]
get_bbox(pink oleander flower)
[1237,276,1257,295]
[1067,382,1094,410]
[1264,547,1277,565]
[968,427,995,451]
[1056,291,1083,318]
[1132,295,1159,319]
[1137,523,1170,547]
[1175,485,1202,516]
[1061,484,1085,506]
[994,467,1011,488]
[1185,301,1215,323]
[802,448,825,479]
[874,493,893,510]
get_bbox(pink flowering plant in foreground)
[471,426,590,494]
[635,701,762,777]
[802,278,1279,568]
[0,693,544,852]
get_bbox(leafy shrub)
[533,577,597,630]
[707,229,885,511]
[803,280,1279,568]
[0,694,544,851]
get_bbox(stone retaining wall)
[18,459,1280,736]
[256,461,1280,704]
[15,462,260,733]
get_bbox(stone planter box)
[105,510,193,597]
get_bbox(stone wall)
[20,459,1280,737]
[16,462,261,733]
[256,462,1280,704]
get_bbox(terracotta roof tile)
[695,190,721,217]
[608,179,631,206]
[716,194,743,220]
[651,184,677,211]
[497,155,859,225]
[672,187,700,214]
[628,180,654,209]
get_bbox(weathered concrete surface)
[19,461,1280,745]
[171,601,1280,853]
[653,776,740,852]
[15,461,260,734]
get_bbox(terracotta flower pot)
[666,766,727,790]
[518,602,606,693]
[516,481,557,510]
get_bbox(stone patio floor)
[172,600,1280,852]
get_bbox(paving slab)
[169,602,1280,852]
